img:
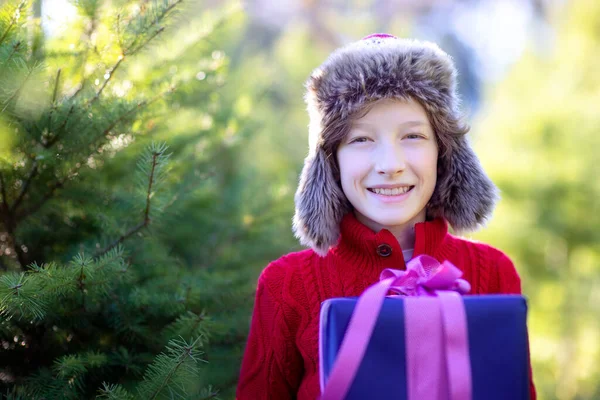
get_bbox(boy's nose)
[375,145,407,175]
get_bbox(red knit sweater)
[237,213,536,399]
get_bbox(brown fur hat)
[292,34,498,256]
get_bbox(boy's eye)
[349,137,370,144]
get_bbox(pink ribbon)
[319,255,472,400]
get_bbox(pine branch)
[116,13,124,50]
[1,63,34,112]
[67,81,84,102]
[95,220,147,259]
[2,223,26,270]
[27,261,78,299]
[14,91,170,222]
[88,55,124,106]
[0,0,25,47]
[126,26,164,56]
[67,253,93,314]
[124,0,182,56]
[147,0,181,30]
[147,346,192,400]
[0,272,47,320]
[2,40,22,69]
[39,69,63,147]
[93,87,172,145]
[0,170,9,211]
[78,258,86,312]
[0,171,27,269]
[137,336,204,400]
[94,245,126,271]
[88,0,181,106]
[65,8,97,104]
[163,310,212,352]
[10,161,38,213]
[51,68,61,104]
[97,382,135,400]
[95,143,167,258]
[198,391,219,400]
[44,104,74,148]
[143,150,158,224]
[15,175,66,221]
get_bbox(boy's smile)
[336,98,438,236]
[367,183,414,197]
[367,185,414,203]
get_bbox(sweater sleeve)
[236,262,303,400]
[496,253,522,294]
[496,253,537,400]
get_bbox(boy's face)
[336,98,438,234]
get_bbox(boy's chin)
[362,213,420,229]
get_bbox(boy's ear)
[293,148,351,256]
[428,136,499,232]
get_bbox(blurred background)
[0,0,598,399]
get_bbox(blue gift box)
[319,295,530,400]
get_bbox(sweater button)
[377,244,392,257]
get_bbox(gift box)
[319,256,531,400]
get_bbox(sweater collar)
[332,212,449,272]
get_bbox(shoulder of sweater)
[255,249,322,315]
[442,233,521,293]
[444,232,512,264]
[258,248,320,290]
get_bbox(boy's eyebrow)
[351,120,428,129]
[350,120,373,128]
[400,120,427,127]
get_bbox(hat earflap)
[427,136,499,232]
[293,148,351,256]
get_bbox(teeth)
[372,187,411,196]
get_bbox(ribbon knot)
[380,254,471,297]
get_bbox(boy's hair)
[293,34,499,256]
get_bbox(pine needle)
[136,336,205,400]
[97,382,136,400]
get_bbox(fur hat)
[293,34,499,256]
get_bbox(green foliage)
[98,383,136,400]
[136,337,205,400]
[0,0,263,398]
[0,270,46,320]
[0,0,353,397]
[115,0,182,56]
[471,1,600,398]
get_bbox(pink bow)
[381,254,471,297]
[320,255,473,400]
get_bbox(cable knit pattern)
[237,213,536,400]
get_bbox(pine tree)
[0,0,234,398]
